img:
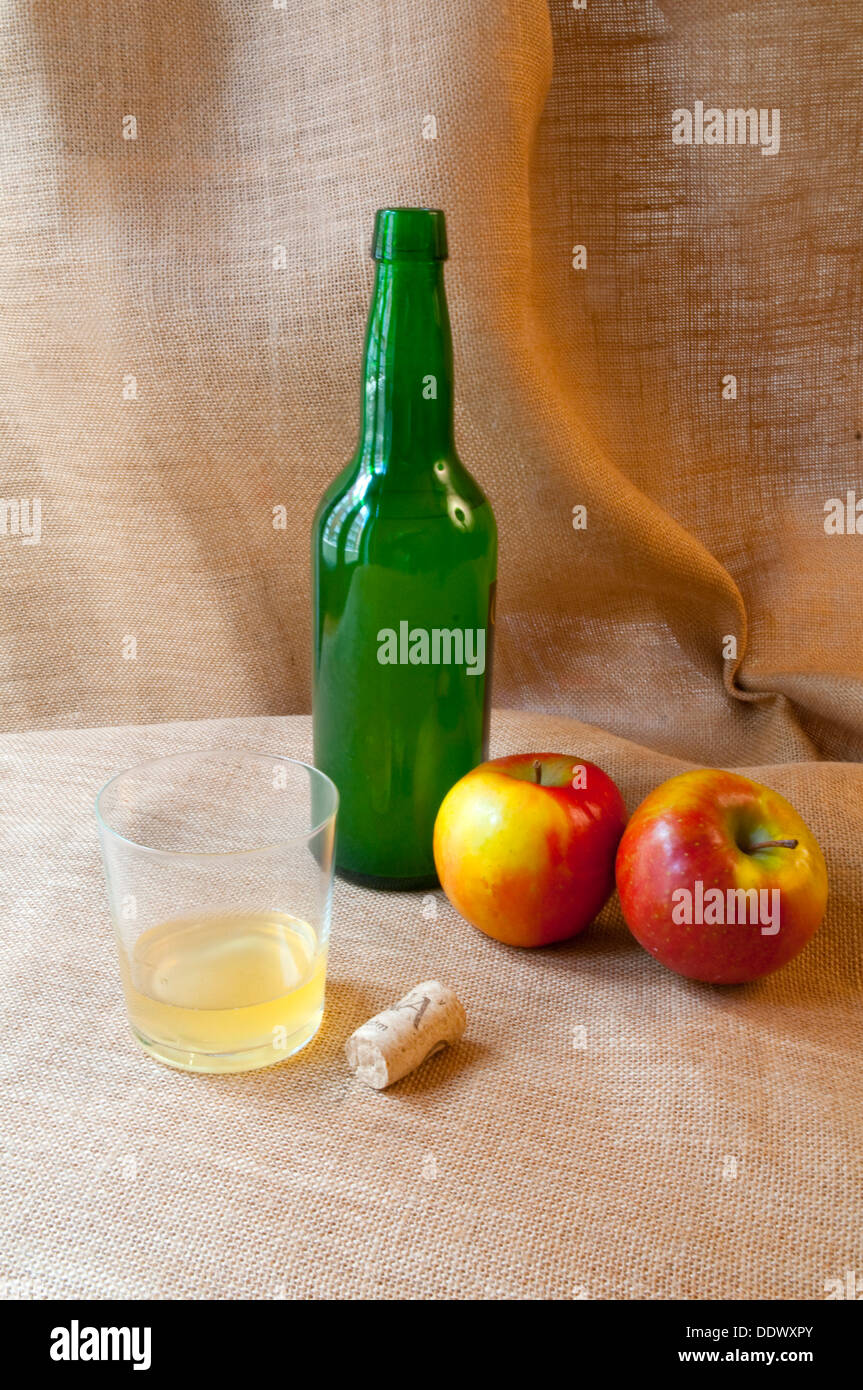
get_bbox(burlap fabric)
[0,712,860,1301]
[1,1,861,1299]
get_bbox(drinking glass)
[95,749,338,1074]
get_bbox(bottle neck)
[358,259,454,471]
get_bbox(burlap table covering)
[0,711,859,1301]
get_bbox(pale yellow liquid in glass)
[119,910,326,1073]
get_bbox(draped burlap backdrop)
[1,0,862,1302]
[2,0,861,762]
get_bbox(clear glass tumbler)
[95,749,338,1074]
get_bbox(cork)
[345,980,467,1090]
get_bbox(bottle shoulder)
[312,456,496,569]
[313,455,495,529]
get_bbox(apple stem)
[750,838,798,851]
[533,759,542,786]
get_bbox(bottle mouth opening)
[373,207,448,261]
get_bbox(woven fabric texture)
[1,0,861,1301]
[0,712,860,1301]
[1,0,861,763]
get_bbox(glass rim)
[94,748,339,860]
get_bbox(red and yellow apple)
[615,769,828,983]
[433,753,627,947]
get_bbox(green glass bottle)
[312,208,497,886]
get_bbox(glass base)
[129,1008,323,1075]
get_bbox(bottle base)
[335,865,439,893]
